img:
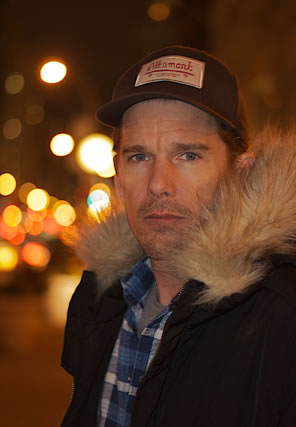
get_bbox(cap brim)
[96,91,236,131]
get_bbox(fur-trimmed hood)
[76,127,296,304]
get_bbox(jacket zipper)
[138,279,190,388]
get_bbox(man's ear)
[236,152,256,176]
[114,174,124,199]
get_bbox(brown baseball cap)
[97,45,248,140]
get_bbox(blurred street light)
[0,242,18,271]
[50,133,75,156]
[76,133,115,177]
[26,188,50,211]
[40,60,67,84]
[148,2,170,21]
[0,173,16,196]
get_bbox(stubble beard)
[132,199,201,261]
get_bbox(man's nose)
[147,159,176,197]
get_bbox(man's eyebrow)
[121,144,148,154]
[170,142,210,152]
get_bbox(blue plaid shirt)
[97,257,175,426]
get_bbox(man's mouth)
[144,213,184,223]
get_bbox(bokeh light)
[2,118,22,139]
[46,274,80,326]
[148,2,170,21]
[25,218,44,236]
[40,60,67,83]
[89,182,111,197]
[53,201,76,226]
[26,188,50,211]
[22,242,51,268]
[18,182,36,203]
[0,173,16,196]
[87,189,110,213]
[0,242,18,271]
[26,208,47,222]
[0,220,17,240]
[76,133,115,177]
[5,73,24,95]
[3,205,22,228]
[9,225,26,246]
[25,104,45,125]
[50,133,75,156]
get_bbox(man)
[61,46,296,426]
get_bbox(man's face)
[115,99,230,259]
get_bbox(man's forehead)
[120,120,219,139]
[121,99,219,129]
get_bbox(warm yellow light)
[50,133,74,156]
[0,173,16,196]
[3,205,22,228]
[22,242,50,268]
[5,73,24,95]
[148,2,170,21]
[0,243,18,271]
[46,274,80,326]
[40,60,67,84]
[18,182,36,203]
[2,118,22,139]
[53,201,76,226]
[76,134,115,177]
[26,188,50,211]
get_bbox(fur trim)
[168,127,296,303]
[75,127,296,303]
[75,205,143,292]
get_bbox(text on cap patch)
[135,55,205,89]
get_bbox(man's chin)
[137,233,187,259]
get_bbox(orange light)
[27,220,44,236]
[148,2,170,21]
[26,208,47,222]
[43,216,62,236]
[9,226,26,246]
[0,219,17,240]
[22,242,50,268]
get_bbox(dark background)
[1,1,296,425]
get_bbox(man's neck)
[151,259,184,306]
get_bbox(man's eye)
[181,152,199,160]
[130,153,148,162]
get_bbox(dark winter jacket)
[61,129,296,426]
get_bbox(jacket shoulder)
[264,260,296,312]
[61,270,99,375]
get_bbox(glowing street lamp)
[76,134,115,177]
[40,60,67,84]
[50,133,74,156]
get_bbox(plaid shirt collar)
[121,256,155,307]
